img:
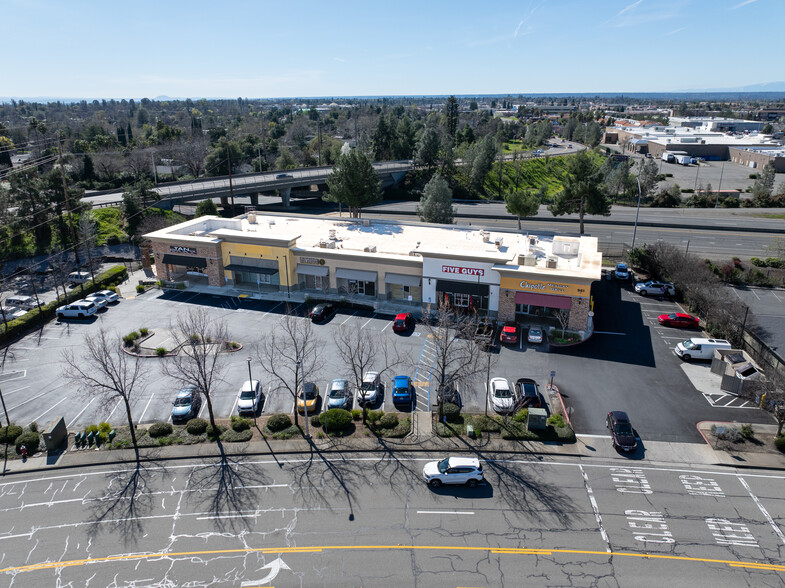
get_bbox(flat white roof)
[146,214,602,280]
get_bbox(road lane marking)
[579,465,611,553]
[417,511,475,515]
[737,476,785,546]
[6,544,782,575]
[593,331,625,335]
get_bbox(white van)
[675,338,731,361]
[68,271,91,285]
[5,296,40,310]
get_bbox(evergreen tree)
[752,162,776,204]
[117,126,127,147]
[468,135,497,192]
[126,122,133,143]
[195,199,219,217]
[372,114,394,160]
[414,127,441,172]
[324,150,381,218]
[548,152,610,234]
[416,173,454,224]
[504,186,542,230]
[444,96,459,138]
[394,116,416,159]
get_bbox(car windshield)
[437,458,451,473]
[530,328,542,336]
[395,385,408,393]
[394,319,405,326]
[668,314,678,320]
[240,389,256,399]
[361,381,375,391]
[330,388,346,398]
[615,423,633,436]
[682,340,697,349]
[522,382,537,396]
[299,389,317,400]
[495,387,512,398]
[174,397,192,406]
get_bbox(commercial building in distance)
[144,214,603,334]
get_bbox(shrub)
[186,418,208,435]
[85,424,100,435]
[548,414,567,428]
[266,413,292,432]
[739,424,754,440]
[765,257,784,269]
[749,173,759,179]
[230,415,253,432]
[136,284,146,293]
[751,257,765,267]
[122,333,137,347]
[775,436,785,453]
[379,413,399,429]
[513,408,529,423]
[442,403,461,423]
[711,424,742,443]
[470,415,501,433]
[324,408,352,431]
[155,347,167,357]
[350,409,362,421]
[98,422,111,433]
[0,425,23,444]
[206,424,224,439]
[139,327,149,336]
[222,428,253,443]
[28,421,38,433]
[366,409,384,424]
[15,431,40,454]
[310,414,322,428]
[148,422,173,438]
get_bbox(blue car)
[392,375,413,405]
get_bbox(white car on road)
[490,377,515,414]
[422,456,484,488]
[55,299,98,319]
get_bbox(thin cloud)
[333,57,347,63]
[731,0,757,8]
[664,26,686,36]
[617,0,643,16]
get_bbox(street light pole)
[247,356,256,423]
[631,176,642,250]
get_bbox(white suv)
[357,371,380,406]
[56,299,98,319]
[422,456,484,488]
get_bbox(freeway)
[0,454,782,586]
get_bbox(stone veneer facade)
[151,241,225,286]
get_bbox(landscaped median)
[434,407,576,444]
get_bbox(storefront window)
[348,279,375,297]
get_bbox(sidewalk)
[4,420,784,478]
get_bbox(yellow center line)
[1,545,783,575]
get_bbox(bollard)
[87,431,95,446]
[74,432,82,447]
[109,430,116,442]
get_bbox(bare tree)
[173,136,208,178]
[556,309,570,337]
[421,304,483,419]
[161,308,231,430]
[123,149,153,181]
[61,329,147,458]
[333,322,404,423]
[256,311,322,427]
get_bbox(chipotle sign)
[441,265,484,276]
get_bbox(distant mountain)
[684,81,785,93]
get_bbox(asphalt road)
[0,454,782,586]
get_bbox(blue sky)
[3,0,781,99]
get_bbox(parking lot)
[0,278,775,442]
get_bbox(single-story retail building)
[144,213,603,333]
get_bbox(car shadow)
[428,481,494,499]
[614,437,646,460]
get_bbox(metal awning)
[225,264,278,275]
[335,268,377,282]
[162,254,207,268]
[384,273,421,287]
[296,264,329,277]
[514,291,571,309]
[435,279,489,296]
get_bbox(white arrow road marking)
[242,556,291,586]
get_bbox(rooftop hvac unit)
[319,240,328,248]
[409,250,419,256]
[363,245,377,253]
[524,256,537,267]
[517,254,526,265]
[362,218,371,227]
[329,229,336,240]
[546,258,558,269]
[247,212,256,224]
[327,241,336,249]
[495,237,503,248]
[481,231,490,242]
[529,237,538,246]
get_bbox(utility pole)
[226,141,236,216]
[57,140,80,264]
[318,121,322,166]
[498,150,504,200]
[151,151,158,185]
[715,160,726,207]
[258,144,263,174]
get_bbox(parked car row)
[489,377,549,415]
[56,290,120,319]
[499,322,546,345]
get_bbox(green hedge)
[0,265,128,345]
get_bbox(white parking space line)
[594,331,626,336]
[107,399,123,421]
[230,390,240,417]
[577,434,612,439]
[261,301,283,319]
[340,311,357,326]
[361,316,375,329]
[8,390,50,412]
[417,511,475,515]
[381,320,393,332]
[261,386,272,414]
[750,289,761,300]
[31,396,69,424]
[138,392,157,423]
[2,385,30,396]
[772,292,782,303]
[67,397,97,428]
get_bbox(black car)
[515,378,550,414]
[276,173,293,179]
[436,380,462,409]
[309,303,335,322]
[606,411,637,452]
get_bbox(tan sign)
[500,276,589,297]
[299,257,325,265]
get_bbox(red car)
[658,313,699,328]
[392,312,414,333]
[499,321,518,344]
